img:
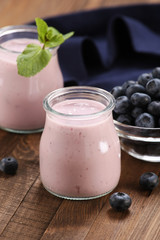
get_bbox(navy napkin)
[43,4,160,91]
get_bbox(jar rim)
[0,24,58,54]
[0,25,37,54]
[43,86,115,118]
[0,24,37,35]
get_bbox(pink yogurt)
[0,25,63,133]
[40,87,121,200]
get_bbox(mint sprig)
[17,18,74,77]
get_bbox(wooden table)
[0,0,160,239]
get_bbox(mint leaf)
[17,44,52,77]
[17,18,74,77]
[45,31,74,48]
[45,34,65,48]
[35,18,48,43]
[46,27,60,40]
[63,32,74,41]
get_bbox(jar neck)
[43,86,115,119]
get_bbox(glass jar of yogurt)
[40,86,121,200]
[0,25,63,133]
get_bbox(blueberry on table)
[135,113,155,128]
[146,78,160,96]
[114,96,130,114]
[139,172,159,190]
[109,192,132,211]
[0,156,18,175]
[137,73,153,87]
[130,93,151,107]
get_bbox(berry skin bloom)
[135,113,155,128]
[109,192,132,211]
[139,172,159,190]
[114,96,130,114]
[0,156,18,175]
[137,73,153,87]
[130,93,151,107]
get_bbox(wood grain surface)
[0,0,160,239]
[0,0,160,27]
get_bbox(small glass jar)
[40,86,121,200]
[0,25,63,133]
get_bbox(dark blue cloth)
[43,4,160,91]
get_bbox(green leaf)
[63,31,74,41]
[17,44,52,77]
[35,17,48,43]
[17,18,74,77]
[45,34,65,48]
[46,27,60,40]
[45,31,74,48]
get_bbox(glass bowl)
[114,120,160,162]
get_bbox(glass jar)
[40,86,121,200]
[0,25,63,133]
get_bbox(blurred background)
[0,0,160,27]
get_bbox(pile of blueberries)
[111,67,160,128]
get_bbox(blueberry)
[152,67,160,78]
[130,93,151,107]
[148,101,160,117]
[131,107,144,119]
[146,78,160,96]
[126,84,146,98]
[139,172,159,190]
[135,113,155,128]
[109,192,132,211]
[111,86,124,99]
[137,73,153,87]
[116,114,132,125]
[0,156,18,175]
[122,80,136,91]
[114,96,131,114]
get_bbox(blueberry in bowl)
[112,67,160,162]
